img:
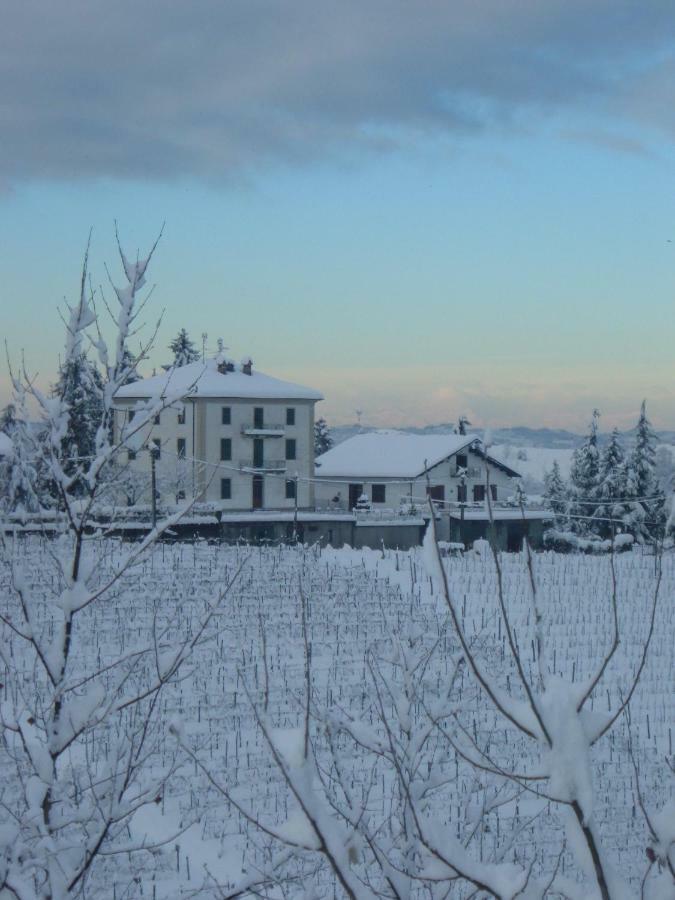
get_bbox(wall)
[219,517,424,550]
[114,396,317,510]
[448,517,547,550]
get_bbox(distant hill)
[331,423,675,450]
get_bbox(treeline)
[543,403,668,543]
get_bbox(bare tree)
[0,232,235,899]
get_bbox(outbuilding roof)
[114,359,323,402]
[316,430,521,479]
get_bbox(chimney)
[241,356,253,376]
[216,337,228,374]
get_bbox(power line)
[156,447,669,528]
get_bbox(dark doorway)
[252,475,264,509]
[507,525,524,552]
[253,438,264,468]
[348,483,364,509]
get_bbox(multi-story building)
[113,353,323,510]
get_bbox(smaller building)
[315,430,519,508]
[314,430,550,548]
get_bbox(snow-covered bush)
[544,529,635,554]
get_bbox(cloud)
[1,1,674,182]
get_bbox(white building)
[113,354,323,510]
[315,430,521,512]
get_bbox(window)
[220,478,231,500]
[490,484,498,501]
[285,439,296,461]
[220,438,232,461]
[177,407,186,425]
[151,438,161,459]
[127,409,136,422]
[457,484,467,503]
[252,474,264,509]
[154,412,161,425]
[221,406,231,425]
[372,484,386,503]
[128,449,136,462]
[286,407,295,426]
[473,484,486,502]
[254,407,264,428]
[426,485,445,502]
[177,438,186,459]
[456,453,468,470]
[285,479,296,499]
[176,490,186,501]
[348,484,364,509]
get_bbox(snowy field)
[2,538,673,898]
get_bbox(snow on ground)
[1,539,673,897]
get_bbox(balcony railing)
[451,466,483,478]
[238,459,287,472]
[241,423,285,436]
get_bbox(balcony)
[241,423,285,437]
[451,466,482,478]
[238,458,287,473]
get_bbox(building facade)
[314,431,521,514]
[113,355,323,510]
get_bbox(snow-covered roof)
[316,431,521,479]
[114,359,323,402]
[316,431,488,478]
[0,432,13,457]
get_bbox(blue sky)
[1,1,675,430]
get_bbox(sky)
[1,1,675,431]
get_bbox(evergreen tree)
[624,401,663,539]
[543,460,568,528]
[314,417,333,456]
[118,347,142,384]
[0,402,44,513]
[0,403,17,435]
[168,328,200,367]
[569,409,601,533]
[594,428,627,537]
[52,353,104,484]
